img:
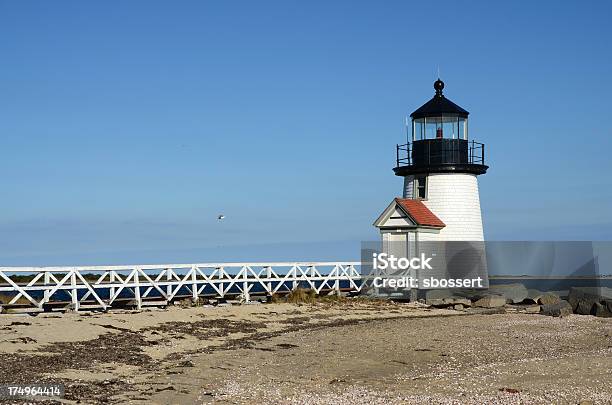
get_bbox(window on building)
[415,176,427,199]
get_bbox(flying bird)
[217,214,225,220]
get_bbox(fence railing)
[0,262,362,312]
[396,139,485,168]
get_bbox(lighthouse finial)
[434,78,444,96]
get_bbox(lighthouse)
[373,79,489,295]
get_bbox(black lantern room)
[394,79,488,176]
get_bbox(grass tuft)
[285,288,317,304]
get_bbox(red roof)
[395,198,446,228]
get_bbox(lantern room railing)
[396,139,485,168]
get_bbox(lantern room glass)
[412,116,467,141]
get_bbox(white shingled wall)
[403,175,415,199]
[403,173,484,241]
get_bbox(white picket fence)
[0,262,362,312]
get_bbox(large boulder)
[525,289,568,303]
[538,293,561,305]
[473,295,506,308]
[541,300,573,317]
[488,283,528,304]
[549,290,569,299]
[525,289,544,304]
[593,302,612,317]
[568,287,612,315]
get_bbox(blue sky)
[1,1,611,265]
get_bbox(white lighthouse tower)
[373,79,488,295]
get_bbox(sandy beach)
[0,299,611,404]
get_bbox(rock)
[541,300,572,317]
[453,304,464,310]
[448,297,471,307]
[469,307,506,315]
[538,293,561,306]
[429,298,447,306]
[525,289,538,296]
[505,304,541,314]
[593,302,612,318]
[174,298,193,307]
[425,298,445,306]
[606,299,612,313]
[488,283,528,304]
[548,290,569,299]
[426,296,471,307]
[568,287,612,315]
[424,289,453,301]
[425,289,487,302]
[404,301,430,309]
[526,289,544,302]
[527,289,568,303]
[473,295,506,308]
